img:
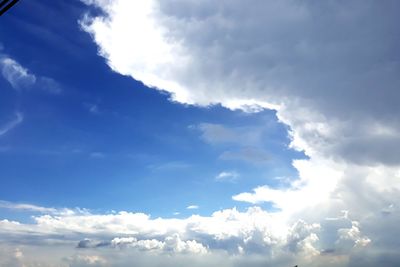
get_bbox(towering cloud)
[1,0,399,266]
[78,1,400,265]
[80,0,400,163]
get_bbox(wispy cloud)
[0,200,86,216]
[0,200,57,214]
[0,55,61,94]
[195,123,271,164]
[215,171,239,182]
[0,57,36,90]
[186,205,199,210]
[219,147,270,165]
[149,161,191,172]
[0,112,23,136]
[37,77,62,94]
[195,123,263,146]
[83,102,101,114]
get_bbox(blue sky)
[1,1,400,267]
[0,0,303,217]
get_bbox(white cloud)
[233,158,341,210]
[0,112,23,136]
[110,234,208,254]
[0,202,385,266]
[186,205,199,210]
[0,200,89,216]
[216,171,239,182]
[79,1,400,265]
[0,200,57,214]
[0,1,385,266]
[80,0,400,165]
[0,55,61,94]
[0,204,369,256]
[0,57,36,90]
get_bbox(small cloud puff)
[215,171,239,182]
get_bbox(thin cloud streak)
[215,171,239,182]
[0,55,62,94]
[0,200,57,214]
[0,112,23,136]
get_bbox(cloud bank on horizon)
[1,0,400,266]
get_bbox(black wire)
[0,0,20,16]
[0,0,12,9]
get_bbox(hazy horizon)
[1,1,400,266]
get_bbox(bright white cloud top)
[79,0,400,266]
[1,0,399,266]
[80,0,400,163]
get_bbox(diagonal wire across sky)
[0,0,20,16]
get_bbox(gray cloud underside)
[1,203,393,267]
[1,1,398,266]
[81,0,400,165]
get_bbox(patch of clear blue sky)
[0,0,305,218]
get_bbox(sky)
[0,1,399,267]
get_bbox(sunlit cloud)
[215,171,239,182]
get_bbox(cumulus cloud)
[80,0,400,166]
[0,203,375,267]
[109,234,208,254]
[0,0,392,266]
[0,55,62,94]
[78,0,400,187]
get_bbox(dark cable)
[0,0,20,16]
[0,0,12,9]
